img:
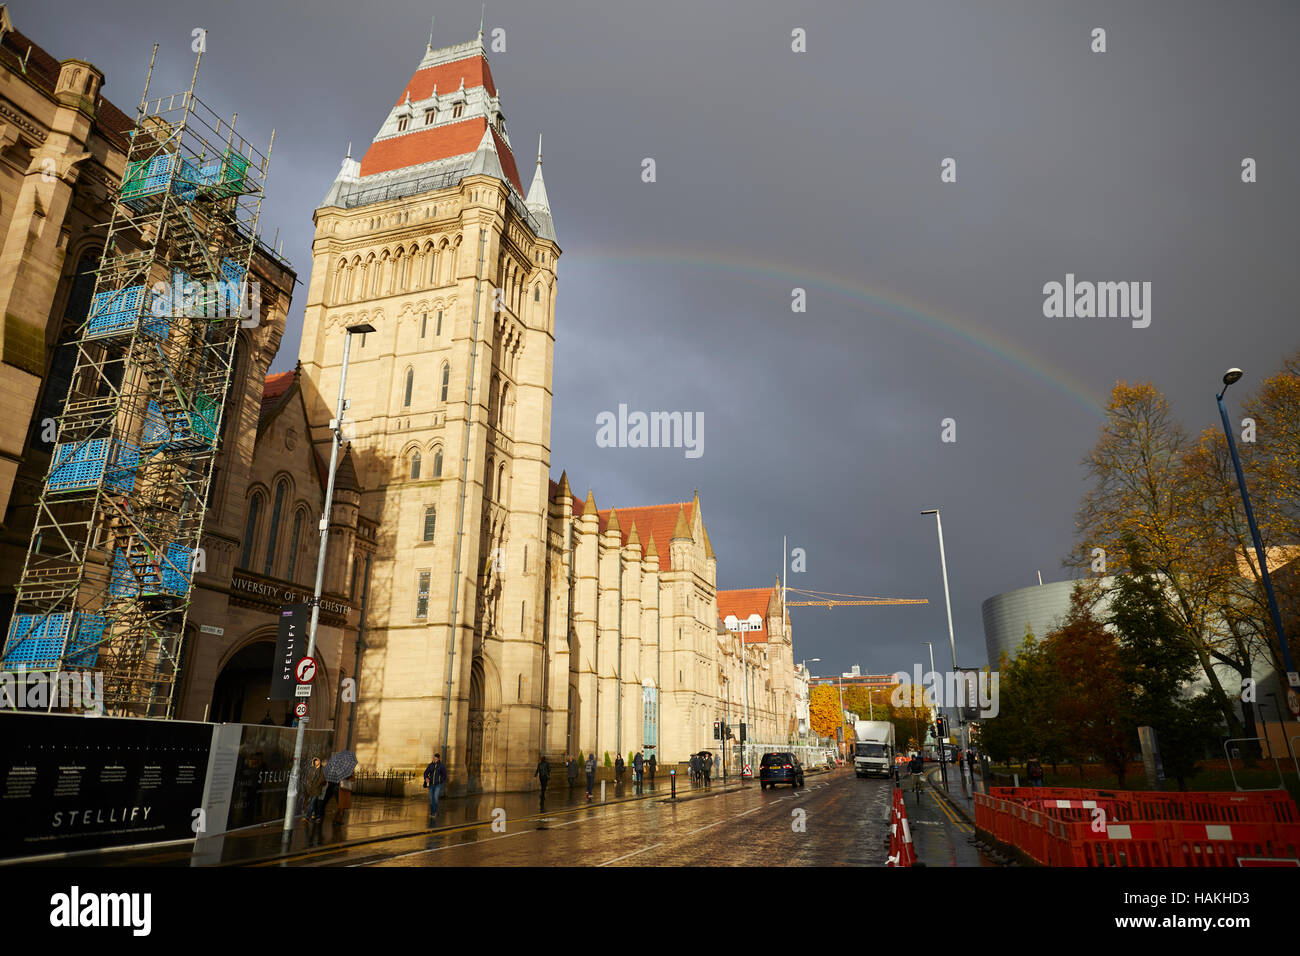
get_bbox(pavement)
[49,769,782,867]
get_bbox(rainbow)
[565,245,1107,420]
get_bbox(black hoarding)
[270,603,310,701]
[0,712,213,860]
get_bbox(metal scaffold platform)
[2,46,275,718]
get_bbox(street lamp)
[921,509,970,791]
[1216,369,1297,716]
[923,639,949,791]
[281,321,374,839]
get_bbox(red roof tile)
[717,587,779,643]
[260,370,295,421]
[358,119,523,193]
[598,503,694,571]
[395,55,498,106]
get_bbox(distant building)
[981,578,1114,668]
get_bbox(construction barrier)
[976,788,1300,867]
[888,787,916,867]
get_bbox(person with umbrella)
[423,752,448,818]
[322,750,358,823]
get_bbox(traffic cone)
[887,788,916,867]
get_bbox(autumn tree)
[1071,382,1248,737]
[808,684,842,740]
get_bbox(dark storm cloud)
[23,0,1300,677]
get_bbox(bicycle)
[912,770,924,803]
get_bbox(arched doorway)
[465,657,485,791]
[211,641,284,725]
[210,637,330,727]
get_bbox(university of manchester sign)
[229,572,350,620]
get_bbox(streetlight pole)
[1216,369,1297,713]
[922,509,970,793]
[837,674,846,761]
[282,321,373,839]
[802,658,820,748]
[924,640,948,792]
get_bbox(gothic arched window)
[409,450,421,480]
[403,368,414,407]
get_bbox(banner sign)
[270,604,310,701]
[0,712,213,860]
[222,724,332,832]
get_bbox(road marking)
[598,842,664,866]
[686,819,728,835]
[736,806,762,817]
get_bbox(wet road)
[263,768,998,867]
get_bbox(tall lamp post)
[1216,369,1298,718]
[923,640,949,791]
[921,509,970,791]
[281,321,373,839]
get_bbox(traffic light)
[739,722,747,744]
[936,715,949,739]
[713,720,721,740]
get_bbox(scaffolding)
[2,46,274,718]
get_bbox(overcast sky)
[22,1,1300,678]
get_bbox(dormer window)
[397,115,409,132]
[452,102,464,119]
[424,109,436,125]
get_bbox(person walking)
[566,754,578,791]
[703,752,713,787]
[535,754,551,811]
[585,751,597,801]
[689,753,700,788]
[615,753,625,786]
[302,756,326,823]
[423,753,448,818]
[633,751,644,789]
[1026,755,1044,788]
[648,753,657,784]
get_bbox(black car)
[759,751,804,789]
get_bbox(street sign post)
[294,702,307,718]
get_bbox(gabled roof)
[260,370,295,423]
[717,586,781,643]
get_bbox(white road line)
[686,818,728,835]
[597,842,664,867]
[736,806,762,817]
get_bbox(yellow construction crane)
[783,587,928,609]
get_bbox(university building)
[0,13,801,792]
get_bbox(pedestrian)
[966,748,976,775]
[535,753,550,811]
[689,753,700,787]
[1026,754,1044,788]
[423,752,448,817]
[302,756,326,823]
[585,751,597,801]
[633,751,644,787]
[566,754,578,790]
[615,752,625,784]
[703,752,713,787]
[334,770,355,825]
[648,753,657,783]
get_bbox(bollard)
[670,769,676,800]
[600,779,606,802]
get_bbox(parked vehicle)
[759,751,805,789]
[853,720,896,778]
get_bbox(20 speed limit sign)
[294,702,308,718]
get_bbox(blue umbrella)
[324,750,358,783]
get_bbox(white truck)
[853,720,895,778]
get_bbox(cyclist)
[908,752,925,795]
